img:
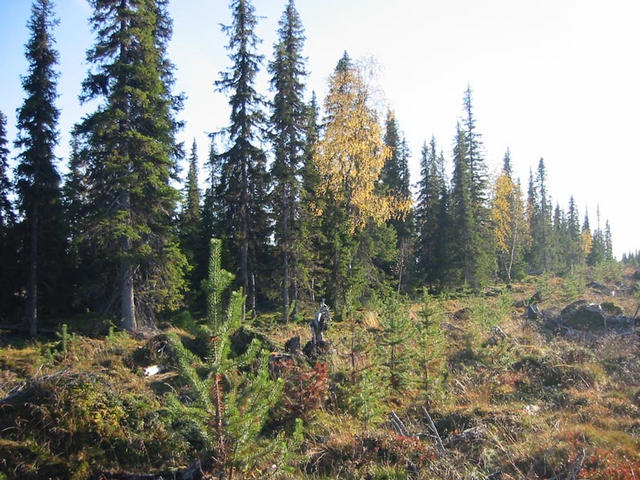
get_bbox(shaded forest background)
[0,0,623,334]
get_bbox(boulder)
[601,301,623,316]
[302,339,332,360]
[284,335,301,355]
[586,281,608,293]
[229,326,275,356]
[561,300,605,330]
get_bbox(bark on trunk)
[120,191,136,332]
[283,248,290,322]
[250,272,256,319]
[121,258,135,331]
[26,205,38,337]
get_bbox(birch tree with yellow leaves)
[491,150,527,282]
[312,53,410,313]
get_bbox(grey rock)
[561,300,605,330]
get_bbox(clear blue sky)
[1,0,638,257]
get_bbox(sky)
[0,0,638,258]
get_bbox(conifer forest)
[1,1,639,479]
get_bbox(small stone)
[523,404,540,415]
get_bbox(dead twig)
[421,406,446,453]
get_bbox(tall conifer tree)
[462,86,488,207]
[461,87,493,284]
[0,111,18,316]
[201,138,221,243]
[216,0,269,313]
[381,112,412,292]
[268,0,307,322]
[604,220,613,261]
[313,53,409,313]
[381,112,402,194]
[449,123,474,285]
[382,113,412,238]
[75,0,186,330]
[415,137,445,286]
[15,0,65,335]
[297,92,325,303]
[566,196,581,270]
[180,139,204,303]
[551,203,566,272]
[0,112,13,232]
[529,158,552,273]
[581,211,592,264]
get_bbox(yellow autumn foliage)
[581,229,593,258]
[492,174,516,253]
[491,172,527,279]
[313,63,411,232]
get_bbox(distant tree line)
[622,251,640,267]
[0,0,618,333]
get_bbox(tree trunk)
[121,258,135,331]
[283,248,290,322]
[250,272,256,319]
[120,191,136,332]
[507,221,518,283]
[241,239,248,309]
[282,187,290,323]
[26,204,38,337]
[332,243,340,314]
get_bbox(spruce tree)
[377,295,412,393]
[529,158,552,273]
[462,86,488,207]
[0,112,13,232]
[0,111,18,317]
[434,185,451,285]
[381,113,412,291]
[525,168,537,271]
[449,123,474,285]
[216,0,269,314]
[180,139,204,305]
[415,137,445,287]
[537,158,552,272]
[63,131,97,309]
[551,203,566,272]
[380,111,412,244]
[461,87,493,285]
[566,196,581,270]
[169,238,297,478]
[313,52,410,313]
[268,0,307,322]
[75,0,186,330]
[201,138,221,244]
[14,0,65,335]
[381,111,403,194]
[297,92,325,303]
[587,207,606,266]
[581,211,592,264]
[604,220,613,261]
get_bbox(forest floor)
[1,264,639,480]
